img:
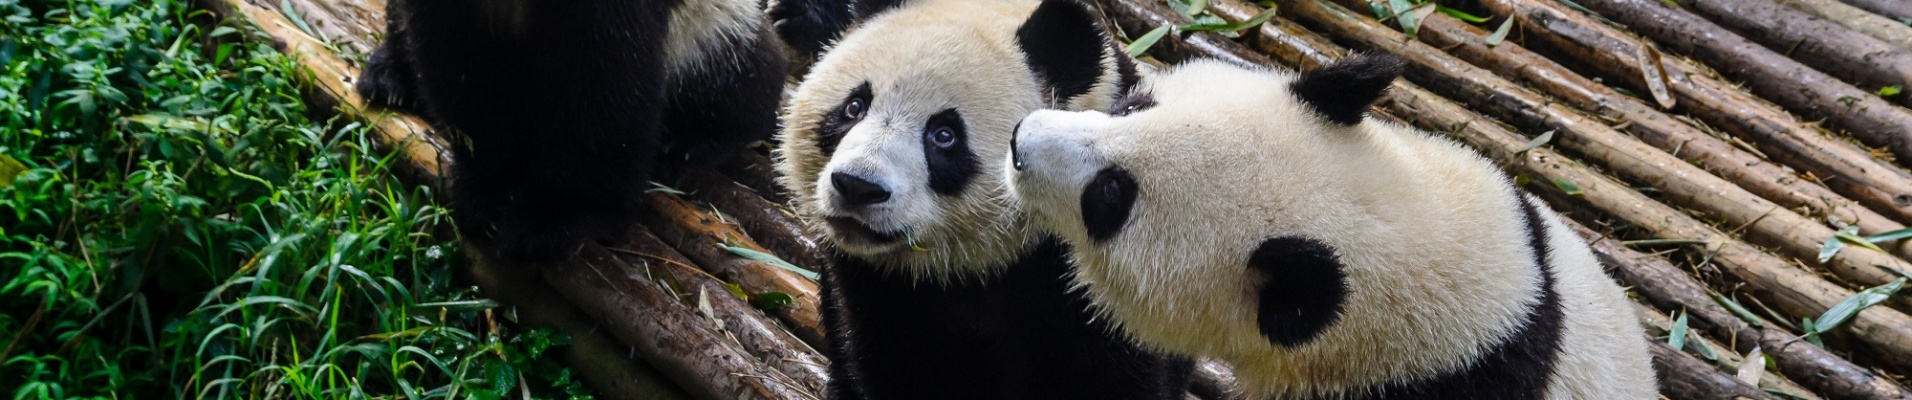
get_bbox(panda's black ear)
[1017,0,1114,103]
[853,0,910,20]
[1290,54,1405,126]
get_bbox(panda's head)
[776,0,1135,279]
[1004,56,1410,356]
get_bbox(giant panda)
[357,0,786,262]
[770,0,1190,398]
[1002,55,1657,399]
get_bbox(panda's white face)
[775,0,1056,280]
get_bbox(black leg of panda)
[768,0,856,60]
[660,27,788,165]
[356,0,429,119]
[401,0,672,262]
[1249,236,1349,348]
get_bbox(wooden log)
[1780,0,1912,48]
[662,166,830,271]
[542,244,815,400]
[1839,0,1912,21]
[196,0,449,185]
[466,242,696,400]
[1101,0,1912,371]
[1634,303,1823,399]
[1572,220,1912,399]
[1648,339,1783,400]
[1275,0,1912,298]
[1517,0,1912,170]
[1665,0,1912,103]
[639,192,827,348]
[616,227,830,394]
[1480,0,1912,234]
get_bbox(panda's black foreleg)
[660,31,788,165]
[356,0,430,118]
[766,0,855,60]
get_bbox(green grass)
[0,0,586,398]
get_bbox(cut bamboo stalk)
[542,244,815,400]
[1647,339,1784,400]
[1480,0,1912,234]
[1779,0,1912,48]
[619,227,830,394]
[1509,0,1912,170]
[1665,0,1912,103]
[466,242,696,400]
[1101,0,1912,371]
[663,166,830,271]
[1838,0,1912,22]
[1634,303,1823,399]
[1275,0,1912,295]
[640,192,827,348]
[1569,220,1912,399]
[196,0,449,185]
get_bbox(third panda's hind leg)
[659,30,789,166]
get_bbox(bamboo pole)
[1838,0,1912,22]
[1779,0,1912,48]
[617,228,830,394]
[541,244,816,400]
[1480,0,1912,234]
[1509,0,1912,169]
[1665,0,1912,103]
[1354,9,1912,259]
[1099,0,1912,371]
[663,166,830,272]
[1273,0,1912,296]
[1647,339,1783,400]
[1635,303,1823,399]
[639,192,827,348]
[466,243,696,400]
[1570,220,1912,399]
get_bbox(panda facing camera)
[1004,56,1657,399]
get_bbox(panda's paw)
[767,0,847,58]
[356,44,425,114]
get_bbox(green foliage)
[0,0,583,398]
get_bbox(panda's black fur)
[823,238,1193,400]
[359,0,786,262]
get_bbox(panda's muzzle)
[824,216,903,246]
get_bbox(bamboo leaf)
[1812,278,1906,336]
[1187,0,1210,17]
[1517,130,1554,154]
[1819,226,1856,263]
[0,154,24,188]
[1667,310,1688,350]
[1735,347,1765,386]
[1485,17,1514,47]
[724,246,819,280]
[1179,8,1278,36]
[1865,227,1912,244]
[1881,85,1903,97]
[1552,178,1583,197]
[1127,26,1173,57]
[1435,5,1490,23]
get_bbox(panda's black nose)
[832,172,891,207]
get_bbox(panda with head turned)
[1004,55,1657,399]
[357,0,785,262]
[771,0,1190,398]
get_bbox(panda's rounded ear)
[1289,54,1405,126]
[1017,0,1120,104]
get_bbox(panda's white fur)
[1004,57,1655,399]
[776,0,1128,280]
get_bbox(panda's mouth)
[824,216,904,247]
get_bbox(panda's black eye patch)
[923,108,975,196]
[817,82,873,156]
[1081,167,1138,243]
[1109,91,1156,117]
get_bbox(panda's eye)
[843,98,866,120]
[930,126,957,148]
[1109,92,1157,117]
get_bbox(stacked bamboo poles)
[1101,0,1912,397]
